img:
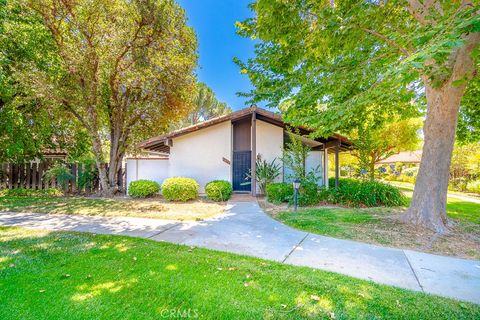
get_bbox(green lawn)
[273,196,480,259]
[0,227,478,319]
[388,181,480,199]
[0,196,225,220]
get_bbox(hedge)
[162,177,199,201]
[205,180,233,201]
[128,180,160,198]
[326,178,406,207]
[266,183,293,204]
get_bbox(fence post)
[71,163,77,193]
[31,162,37,190]
[26,163,31,189]
[19,163,25,189]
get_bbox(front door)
[232,150,251,192]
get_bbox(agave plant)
[243,155,282,194]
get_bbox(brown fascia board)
[139,106,352,149]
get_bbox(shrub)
[328,178,406,207]
[288,180,320,206]
[266,183,293,204]
[205,180,233,201]
[128,180,160,198]
[467,180,480,194]
[1,188,63,197]
[162,177,199,201]
[244,156,281,194]
[44,163,74,191]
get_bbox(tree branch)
[359,27,412,56]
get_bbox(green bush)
[162,177,199,201]
[467,180,480,194]
[266,183,293,204]
[205,180,233,201]
[327,178,406,207]
[288,180,320,206]
[128,180,160,198]
[44,163,74,191]
[1,188,63,197]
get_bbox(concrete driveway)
[0,200,479,304]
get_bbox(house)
[376,150,422,165]
[126,106,351,195]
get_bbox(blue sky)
[178,0,256,110]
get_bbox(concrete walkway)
[0,201,479,304]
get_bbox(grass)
[263,194,480,259]
[446,197,480,224]
[388,181,480,199]
[0,226,478,319]
[0,196,225,221]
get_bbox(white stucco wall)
[256,120,284,190]
[306,151,324,186]
[126,159,170,192]
[169,121,232,192]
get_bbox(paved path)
[0,201,479,304]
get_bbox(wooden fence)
[0,161,125,193]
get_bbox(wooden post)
[0,163,6,189]
[19,163,25,189]
[8,164,12,189]
[26,163,31,189]
[43,160,49,189]
[323,149,329,189]
[251,111,256,196]
[71,163,77,193]
[37,162,43,190]
[79,163,85,193]
[12,164,18,189]
[32,162,37,190]
[335,143,340,189]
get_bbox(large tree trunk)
[403,82,463,232]
[404,33,480,232]
[90,134,112,195]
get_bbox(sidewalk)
[0,201,479,304]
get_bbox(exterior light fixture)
[293,179,301,211]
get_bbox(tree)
[282,131,311,180]
[0,0,90,163]
[450,142,480,190]
[457,77,480,143]
[236,1,479,232]
[350,118,422,180]
[175,82,231,128]
[13,0,197,195]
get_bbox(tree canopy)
[0,0,90,162]
[175,82,231,128]
[7,0,198,193]
[350,118,422,179]
[236,0,480,232]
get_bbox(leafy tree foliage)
[350,118,422,180]
[0,0,90,162]
[458,77,480,143]
[450,142,480,190]
[10,0,197,194]
[175,82,231,128]
[236,0,480,232]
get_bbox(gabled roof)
[377,150,422,164]
[139,106,351,153]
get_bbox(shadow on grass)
[0,227,478,319]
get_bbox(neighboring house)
[376,150,422,165]
[127,106,351,195]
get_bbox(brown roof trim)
[139,106,352,150]
[126,157,169,160]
